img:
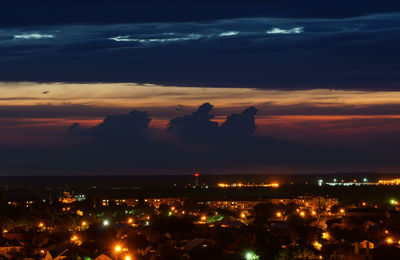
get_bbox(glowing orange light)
[340,208,345,214]
[201,215,207,221]
[387,237,393,244]
[217,183,229,187]
[38,222,44,228]
[362,202,366,206]
[300,211,305,217]
[128,218,133,224]
[312,211,316,215]
[276,212,282,218]
[240,213,246,218]
[115,245,122,252]
[81,221,87,226]
[313,241,322,250]
[171,206,175,211]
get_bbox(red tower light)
[194,172,199,187]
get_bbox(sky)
[1,1,400,174]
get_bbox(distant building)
[59,192,76,204]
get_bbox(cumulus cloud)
[220,107,257,138]
[166,103,259,143]
[68,110,151,142]
[167,103,219,142]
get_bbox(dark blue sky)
[1,1,400,174]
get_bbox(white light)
[103,220,109,226]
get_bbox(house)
[95,254,113,260]
[3,227,27,242]
[359,240,374,249]
[43,248,68,260]
[0,237,23,258]
[330,242,373,260]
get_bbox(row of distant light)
[217,183,279,188]
[318,178,368,186]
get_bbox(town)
[1,175,400,259]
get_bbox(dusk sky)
[1,1,400,174]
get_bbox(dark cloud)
[167,103,219,142]
[220,107,257,138]
[0,6,400,89]
[68,110,151,142]
[0,102,395,174]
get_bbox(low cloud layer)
[0,103,398,174]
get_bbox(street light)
[114,245,122,260]
[244,251,259,260]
